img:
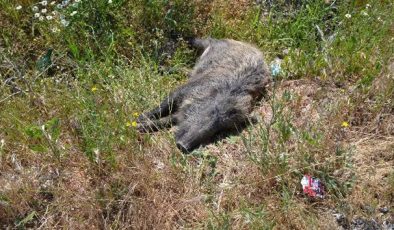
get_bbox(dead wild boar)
[137,38,271,153]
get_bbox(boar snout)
[176,142,191,154]
[175,123,217,153]
[175,130,213,153]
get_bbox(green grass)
[0,0,393,228]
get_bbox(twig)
[0,91,22,104]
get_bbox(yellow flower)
[126,122,132,127]
[341,121,349,128]
[132,112,139,117]
[91,86,98,92]
[131,121,137,127]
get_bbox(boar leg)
[137,116,175,133]
[138,79,203,127]
[137,93,179,122]
[138,82,197,122]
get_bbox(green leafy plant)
[25,118,61,158]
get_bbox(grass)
[1,0,393,229]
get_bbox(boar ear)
[242,78,271,98]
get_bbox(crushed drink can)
[301,175,325,198]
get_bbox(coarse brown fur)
[137,38,271,152]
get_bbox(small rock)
[333,213,345,221]
[379,207,389,214]
[351,217,380,230]
[334,213,349,229]
[382,220,394,230]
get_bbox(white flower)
[41,1,48,6]
[32,6,39,11]
[46,15,53,20]
[345,14,351,19]
[52,10,58,15]
[57,4,63,9]
[61,19,70,27]
[108,0,112,3]
[361,11,368,16]
[50,1,56,5]
[16,5,22,10]
[366,4,371,9]
[41,8,47,13]
[34,13,41,18]
[39,16,45,21]
[70,11,77,16]
[51,27,59,33]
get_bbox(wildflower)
[126,122,132,127]
[39,16,45,21]
[16,5,22,10]
[40,1,48,6]
[366,4,371,9]
[51,27,59,33]
[60,19,70,27]
[0,139,4,148]
[108,0,112,3]
[62,0,70,6]
[361,11,368,16]
[270,59,282,77]
[70,11,77,16]
[34,13,40,18]
[131,121,137,127]
[50,1,56,5]
[57,4,63,9]
[341,121,349,128]
[41,8,47,13]
[345,14,351,19]
[91,86,98,92]
[32,6,39,11]
[132,112,139,117]
[46,15,53,20]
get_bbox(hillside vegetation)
[0,0,393,229]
